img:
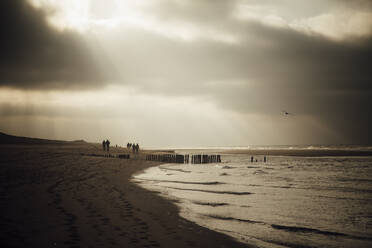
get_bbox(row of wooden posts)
[191,154,221,164]
[145,154,221,164]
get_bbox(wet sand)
[0,139,250,247]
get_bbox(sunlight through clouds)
[28,0,239,43]
[29,0,149,31]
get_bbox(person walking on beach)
[106,139,110,152]
[102,140,106,151]
[251,156,254,163]
[264,156,267,163]
[132,144,136,153]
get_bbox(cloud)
[92,6,372,143]
[99,18,372,94]
[0,0,113,90]
[142,0,372,40]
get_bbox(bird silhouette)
[282,110,293,116]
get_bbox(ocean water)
[133,151,372,248]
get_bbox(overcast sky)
[0,0,371,147]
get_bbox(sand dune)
[0,132,86,145]
[0,133,250,248]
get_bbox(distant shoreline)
[2,131,371,157]
[146,147,372,157]
[221,149,372,157]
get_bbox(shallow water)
[133,152,372,248]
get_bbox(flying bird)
[282,110,293,116]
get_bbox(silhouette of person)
[102,140,106,151]
[132,144,135,153]
[136,143,139,153]
[106,139,110,152]
[264,156,266,163]
[251,156,253,163]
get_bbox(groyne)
[146,154,221,164]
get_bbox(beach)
[2,133,371,248]
[0,138,249,248]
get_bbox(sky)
[0,0,371,147]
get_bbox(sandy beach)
[0,135,250,248]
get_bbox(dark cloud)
[0,0,113,90]
[103,20,372,94]
[334,0,372,10]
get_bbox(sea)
[133,146,372,248]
